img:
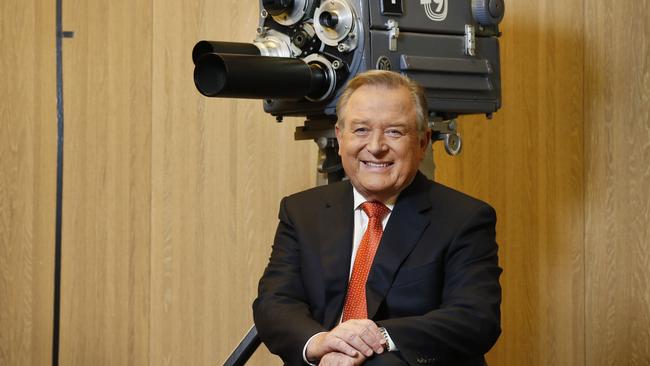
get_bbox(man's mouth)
[362,161,393,168]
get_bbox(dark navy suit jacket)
[253,172,502,365]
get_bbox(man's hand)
[306,319,386,362]
[318,352,366,366]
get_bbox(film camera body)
[193,0,504,182]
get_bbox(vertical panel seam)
[148,1,154,366]
[53,0,64,365]
[581,0,587,363]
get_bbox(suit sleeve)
[252,196,327,365]
[378,203,502,365]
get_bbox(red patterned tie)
[342,201,390,321]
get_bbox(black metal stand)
[222,326,262,366]
[294,117,344,185]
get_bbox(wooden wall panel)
[1,0,640,365]
[433,0,585,365]
[59,0,152,364]
[585,1,650,365]
[150,1,315,365]
[0,1,57,365]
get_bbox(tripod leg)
[317,137,344,184]
[222,325,261,366]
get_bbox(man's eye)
[386,129,404,137]
[354,128,369,135]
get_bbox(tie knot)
[361,201,390,219]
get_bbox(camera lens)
[262,0,295,16]
[319,11,339,28]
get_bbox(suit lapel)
[366,173,433,319]
[318,182,354,328]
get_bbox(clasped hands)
[306,319,387,366]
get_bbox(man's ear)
[420,129,432,151]
[335,123,343,155]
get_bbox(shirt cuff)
[302,332,327,365]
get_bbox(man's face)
[336,84,430,202]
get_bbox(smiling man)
[253,70,502,366]
[335,75,429,204]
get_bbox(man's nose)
[366,131,387,154]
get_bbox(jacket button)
[418,356,436,364]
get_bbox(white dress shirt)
[302,188,399,364]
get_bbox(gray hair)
[335,70,428,132]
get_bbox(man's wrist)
[303,332,327,365]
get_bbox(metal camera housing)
[192,0,504,182]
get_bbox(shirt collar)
[352,187,397,211]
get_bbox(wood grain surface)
[434,0,586,364]
[149,1,315,364]
[0,1,57,365]
[584,1,650,365]
[3,0,649,365]
[58,0,153,364]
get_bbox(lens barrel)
[192,41,261,64]
[193,52,328,100]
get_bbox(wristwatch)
[378,327,390,351]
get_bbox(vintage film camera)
[193,0,504,182]
[192,0,504,183]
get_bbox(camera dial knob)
[472,0,505,26]
[263,0,295,16]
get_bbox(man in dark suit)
[253,70,502,366]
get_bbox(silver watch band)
[378,327,390,351]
